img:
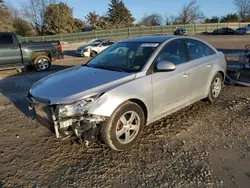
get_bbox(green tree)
[44,3,74,34]
[73,18,84,33]
[107,0,135,28]
[13,18,35,36]
[85,11,100,29]
[0,0,14,32]
[204,16,219,23]
[221,13,239,22]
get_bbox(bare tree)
[234,0,250,21]
[21,0,59,35]
[165,15,178,25]
[140,13,163,26]
[177,0,204,24]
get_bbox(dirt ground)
[0,35,250,188]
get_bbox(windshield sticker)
[141,43,159,47]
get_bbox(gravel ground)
[0,35,250,187]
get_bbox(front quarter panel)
[88,74,153,123]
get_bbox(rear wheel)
[33,56,51,72]
[206,73,223,103]
[101,102,145,151]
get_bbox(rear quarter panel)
[21,42,59,64]
[205,52,226,94]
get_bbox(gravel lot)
[0,35,250,187]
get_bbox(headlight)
[57,96,98,117]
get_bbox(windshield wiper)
[88,65,127,72]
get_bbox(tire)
[100,101,145,151]
[90,51,97,57]
[33,55,51,72]
[206,73,223,103]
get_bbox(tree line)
[0,0,250,37]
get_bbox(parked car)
[0,32,62,71]
[28,36,226,151]
[235,27,250,35]
[212,27,235,35]
[174,28,188,36]
[76,39,116,57]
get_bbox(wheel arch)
[218,70,225,81]
[129,98,148,125]
[32,51,52,63]
[89,95,151,124]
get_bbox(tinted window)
[107,41,115,45]
[186,40,215,61]
[156,39,186,65]
[0,34,14,45]
[102,41,110,46]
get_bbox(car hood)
[77,45,93,51]
[30,66,136,104]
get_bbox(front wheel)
[33,56,51,72]
[90,51,97,57]
[100,102,145,151]
[206,73,223,103]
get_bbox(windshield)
[86,42,159,73]
[89,40,103,47]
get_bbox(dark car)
[212,28,235,35]
[0,32,62,71]
[174,28,188,36]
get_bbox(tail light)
[58,44,62,52]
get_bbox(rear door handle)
[207,63,212,68]
[11,46,19,50]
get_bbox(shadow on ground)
[63,50,77,58]
[0,64,72,117]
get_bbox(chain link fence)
[18,22,250,43]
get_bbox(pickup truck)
[0,32,62,72]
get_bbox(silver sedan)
[28,36,226,151]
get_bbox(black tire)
[33,55,51,72]
[206,73,223,103]
[100,101,145,151]
[90,51,97,57]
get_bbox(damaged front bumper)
[27,96,107,143]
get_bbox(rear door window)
[156,39,186,65]
[0,34,14,45]
[186,39,215,61]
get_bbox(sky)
[6,0,236,22]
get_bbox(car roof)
[121,35,177,43]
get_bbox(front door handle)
[207,63,212,68]
[183,72,189,78]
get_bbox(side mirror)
[155,61,176,72]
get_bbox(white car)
[235,27,250,35]
[76,39,115,57]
